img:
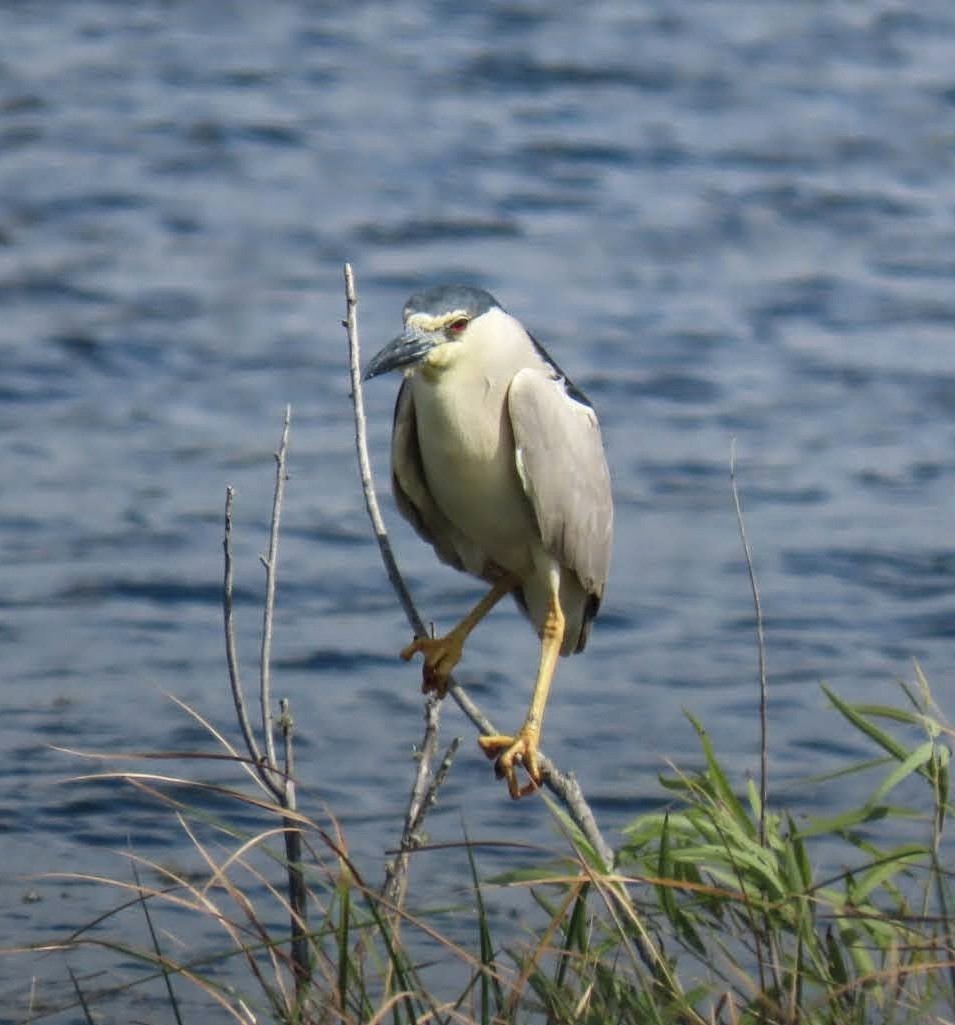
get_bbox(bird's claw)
[478,730,542,799]
[400,633,464,698]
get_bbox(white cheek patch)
[423,344,457,370]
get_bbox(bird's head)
[363,285,501,381]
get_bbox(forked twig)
[344,262,614,870]
[383,700,461,909]
[221,412,309,997]
[223,487,276,798]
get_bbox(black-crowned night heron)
[363,285,613,798]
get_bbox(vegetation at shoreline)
[12,668,953,1024]
[7,271,953,1023]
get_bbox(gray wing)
[391,380,466,573]
[507,367,613,600]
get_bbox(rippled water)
[3,2,955,1019]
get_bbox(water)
[2,1,955,1019]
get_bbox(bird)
[363,285,613,799]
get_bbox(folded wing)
[507,368,613,604]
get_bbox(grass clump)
[613,668,954,1023]
[11,671,950,1025]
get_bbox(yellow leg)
[401,574,518,697]
[478,589,565,799]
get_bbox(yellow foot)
[477,730,542,799]
[400,633,464,698]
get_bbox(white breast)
[409,312,543,578]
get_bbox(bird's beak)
[363,325,439,381]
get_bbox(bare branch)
[426,737,460,810]
[278,696,309,997]
[279,697,295,782]
[344,262,614,870]
[260,406,291,773]
[383,700,460,908]
[345,264,428,637]
[223,420,309,996]
[730,440,768,847]
[223,486,281,800]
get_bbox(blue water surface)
[2,2,955,1020]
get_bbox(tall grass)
[10,668,952,1023]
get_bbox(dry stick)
[382,700,456,911]
[222,414,309,998]
[278,696,309,1000]
[344,266,426,637]
[259,405,291,773]
[729,440,768,848]
[384,734,462,905]
[259,411,309,999]
[223,487,282,801]
[344,262,614,871]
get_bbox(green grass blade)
[131,860,183,1025]
[686,712,751,833]
[554,882,589,991]
[464,829,504,1023]
[66,965,97,1025]
[936,746,950,834]
[793,804,889,839]
[849,845,928,903]
[337,878,350,1015]
[823,686,909,761]
[869,739,935,805]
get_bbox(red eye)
[448,317,469,334]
